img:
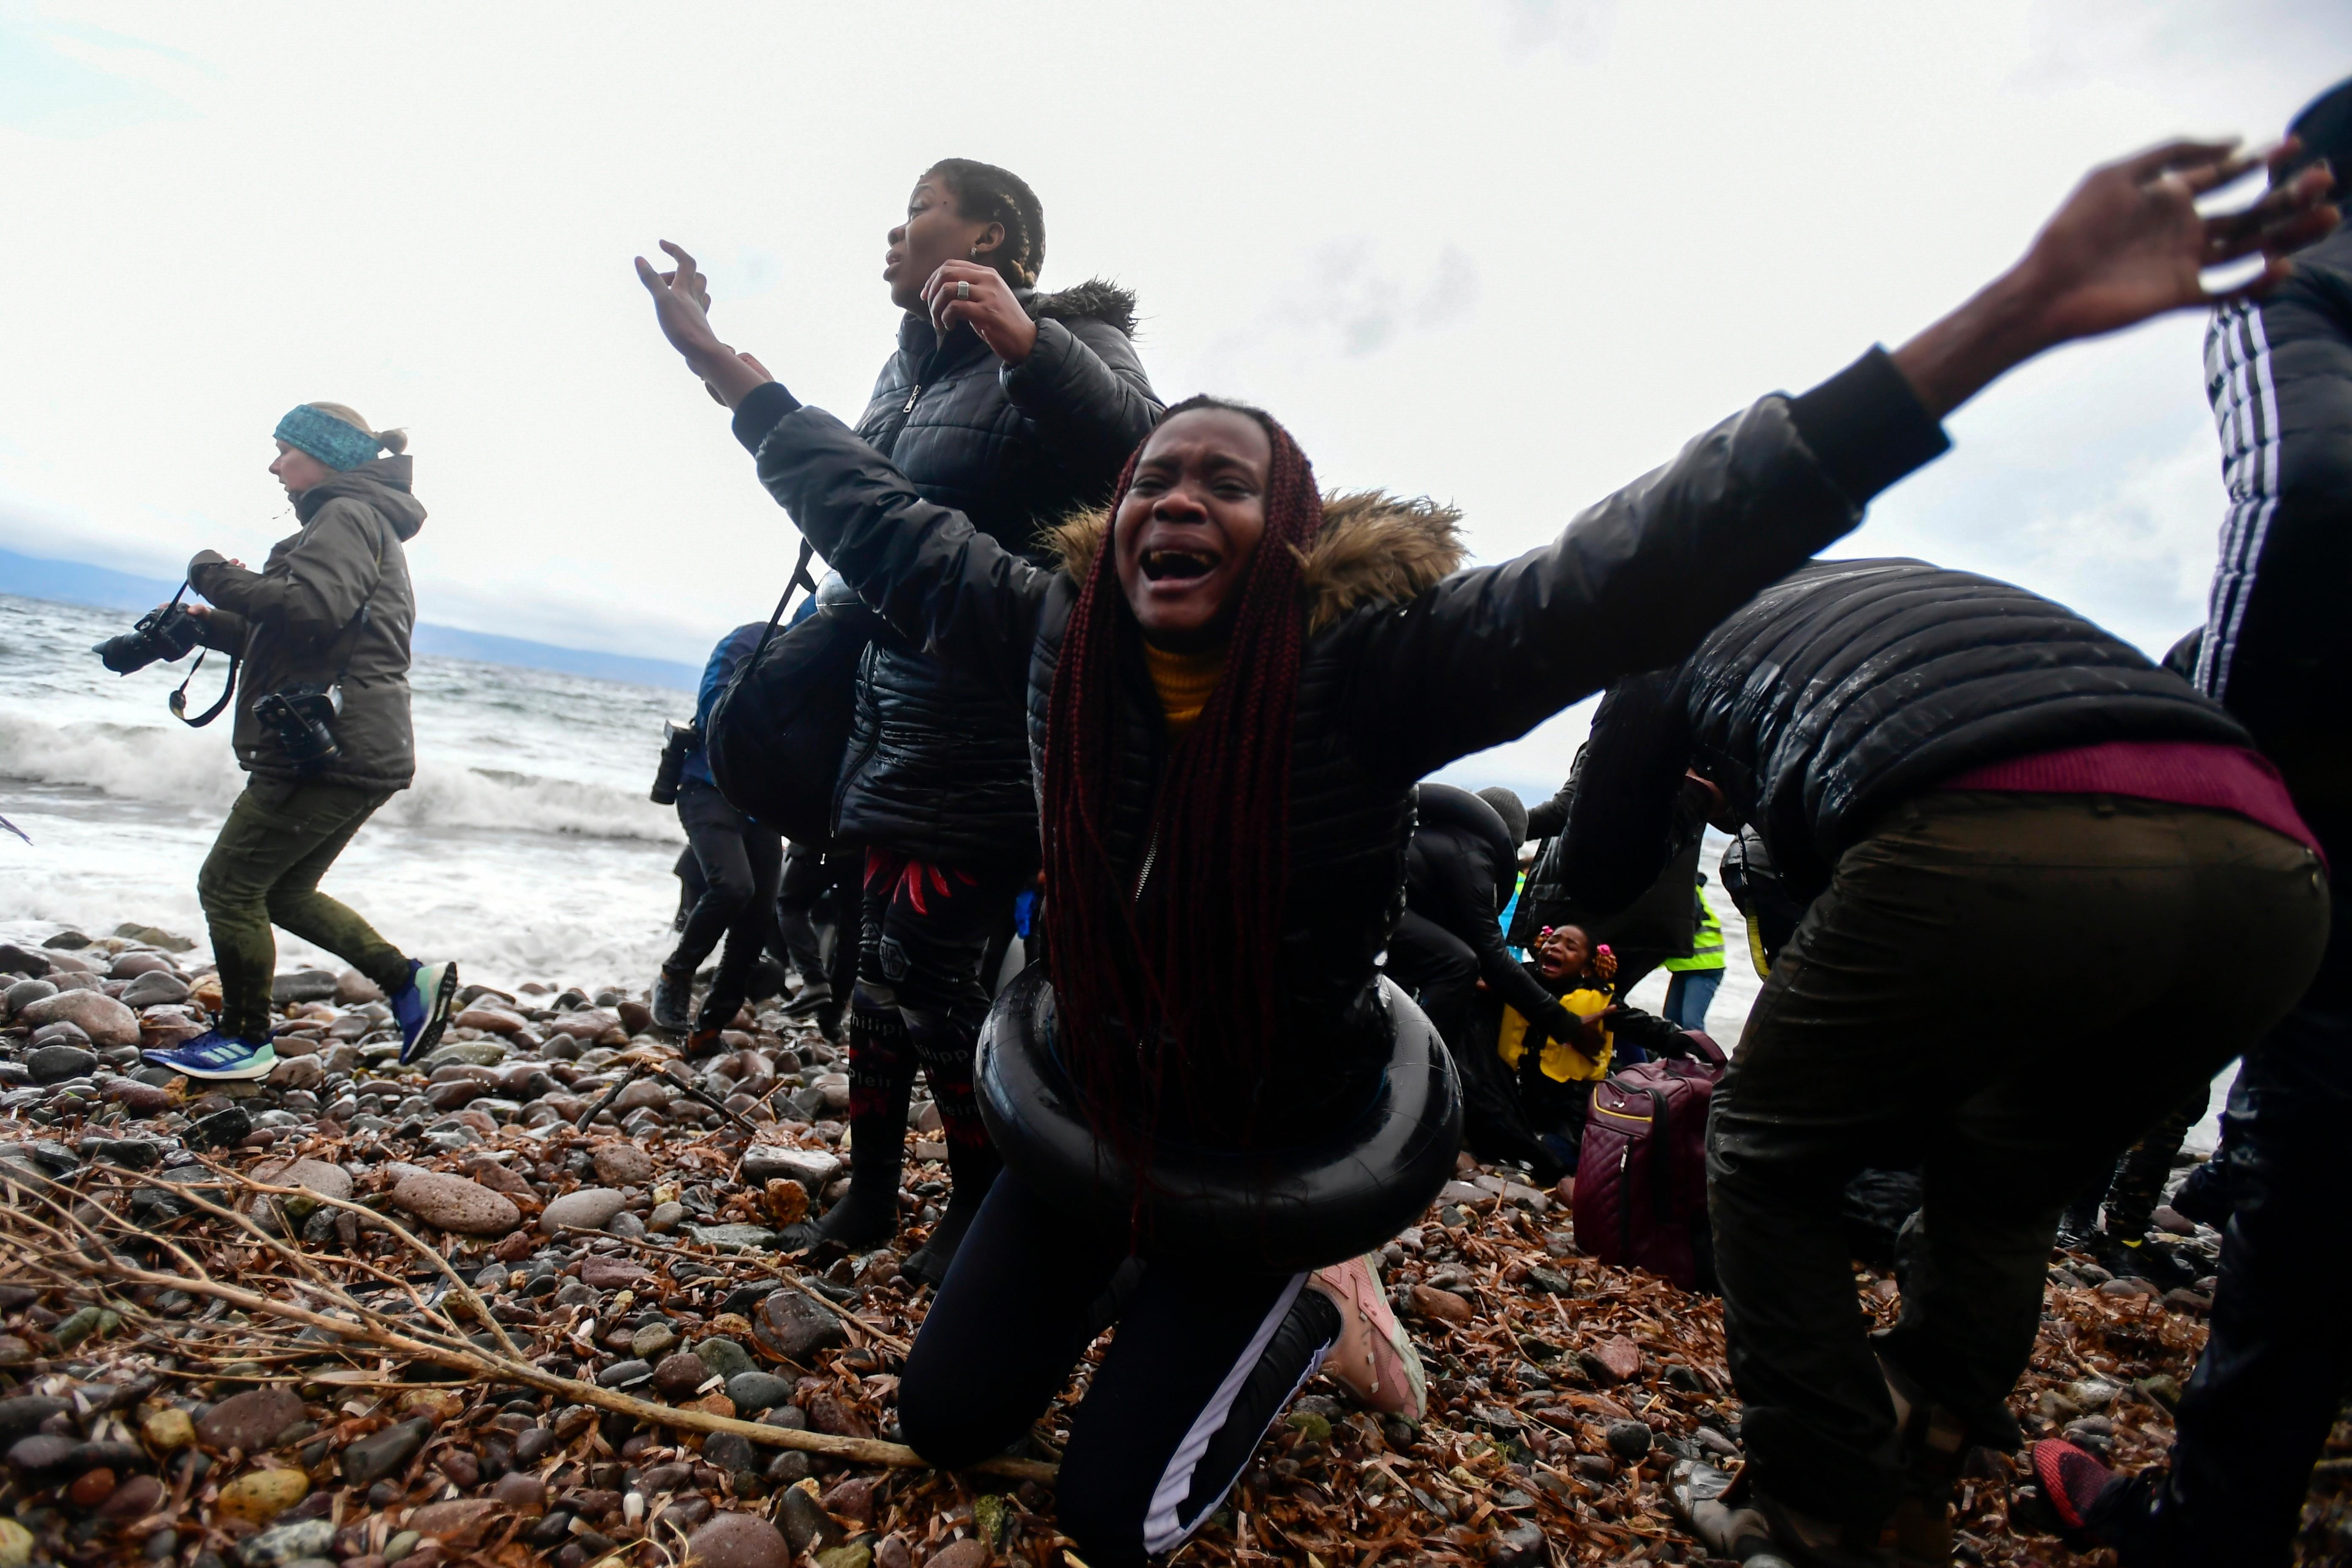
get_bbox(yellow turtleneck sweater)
[1143,642,1228,745]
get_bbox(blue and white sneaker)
[391,958,460,1064]
[142,1029,278,1082]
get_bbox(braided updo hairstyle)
[929,158,1046,288]
[1040,397,1326,1196]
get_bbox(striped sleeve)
[2194,301,2282,702]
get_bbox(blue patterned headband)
[274,405,383,471]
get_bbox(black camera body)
[255,685,342,771]
[650,720,699,805]
[95,596,204,674]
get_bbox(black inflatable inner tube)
[975,965,1464,1272]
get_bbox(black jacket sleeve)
[999,317,1163,479]
[737,394,1057,704]
[1450,840,1576,1032]
[1611,1004,1699,1061]
[1335,348,1947,784]
[196,609,250,655]
[1554,671,1702,916]
[1523,778,1573,842]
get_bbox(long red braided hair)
[1039,398,1325,1172]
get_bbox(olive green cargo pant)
[198,779,410,1040]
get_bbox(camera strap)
[169,652,241,727]
[748,538,821,665]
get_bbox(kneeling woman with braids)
[639,138,2328,1566]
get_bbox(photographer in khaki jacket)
[142,401,458,1082]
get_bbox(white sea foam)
[2,592,689,990]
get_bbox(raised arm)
[1343,137,2338,782]
[636,244,1059,701]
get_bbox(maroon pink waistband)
[1939,740,2321,860]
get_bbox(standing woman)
[142,403,459,1081]
[743,160,1162,1284]
[640,136,2322,1566]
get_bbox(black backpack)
[706,541,880,844]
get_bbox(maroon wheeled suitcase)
[1573,1032,1726,1289]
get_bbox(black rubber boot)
[901,1139,1003,1289]
[779,1002,911,1255]
[651,965,693,1033]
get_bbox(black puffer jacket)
[1407,784,1567,1030]
[1557,557,2255,910]
[836,282,1161,864]
[734,346,1951,1130]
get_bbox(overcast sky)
[3,0,2344,796]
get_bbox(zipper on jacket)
[901,383,923,415]
[1132,822,1162,904]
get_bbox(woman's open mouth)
[1140,549,1217,582]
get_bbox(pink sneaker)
[1307,1253,1427,1420]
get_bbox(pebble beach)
[2,920,2347,1568]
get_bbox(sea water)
[0,592,693,990]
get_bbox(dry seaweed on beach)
[1,928,2347,1568]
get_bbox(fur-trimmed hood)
[1019,279,1138,337]
[1045,489,1467,632]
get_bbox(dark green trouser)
[1708,791,2328,1526]
[198,779,409,1040]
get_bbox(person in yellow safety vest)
[1494,924,1702,1169]
[1661,874,1726,1031]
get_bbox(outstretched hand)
[634,241,770,410]
[2020,139,2337,344]
[1895,139,2338,418]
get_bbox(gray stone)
[741,1145,841,1189]
[0,1396,69,1438]
[750,1288,846,1362]
[340,1418,429,1486]
[683,1512,790,1568]
[688,1223,779,1253]
[1603,1418,1652,1462]
[592,1143,655,1185]
[540,1187,626,1234]
[78,1137,163,1169]
[631,1321,678,1360]
[27,1044,100,1084]
[648,1200,686,1233]
[422,1040,510,1068]
[695,1337,755,1381]
[270,970,338,1004]
[2,978,57,1017]
[119,971,191,1008]
[724,1372,793,1414]
[237,1518,335,1568]
[197,1385,307,1451]
[185,1106,253,1152]
[702,1431,757,1475]
[253,1156,354,1203]
[14,989,138,1048]
[390,1172,521,1236]
[597,1358,653,1388]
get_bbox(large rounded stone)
[117,970,190,1008]
[13,989,138,1049]
[252,1157,354,1209]
[196,1386,307,1451]
[108,951,173,980]
[593,1143,655,1185]
[391,1172,522,1236]
[541,1187,626,1235]
[215,1466,308,1523]
[683,1511,790,1568]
